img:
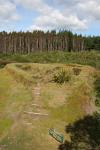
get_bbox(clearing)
[0,63,99,150]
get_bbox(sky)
[0,0,100,35]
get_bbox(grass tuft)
[52,69,71,84]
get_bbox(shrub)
[53,70,71,84]
[59,113,100,150]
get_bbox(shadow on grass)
[58,113,100,150]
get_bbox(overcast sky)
[0,0,100,35]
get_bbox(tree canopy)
[59,113,100,150]
[0,30,99,54]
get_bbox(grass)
[94,76,100,107]
[0,68,32,141]
[0,50,99,149]
[52,69,71,84]
[0,62,98,149]
[51,77,94,123]
[0,119,12,136]
[0,51,100,69]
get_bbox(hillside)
[0,62,99,150]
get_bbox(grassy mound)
[0,63,98,150]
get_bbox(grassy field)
[0,62,99,150]
[0,51,100,69]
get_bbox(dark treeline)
[0,30,99,54]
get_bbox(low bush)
[53,70,71,84]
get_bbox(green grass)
[0,51,100,69]
[0,119,12,135]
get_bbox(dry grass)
[0,63,98,150]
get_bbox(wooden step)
[24,111,48,116]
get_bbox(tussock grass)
[52,69,71,84]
